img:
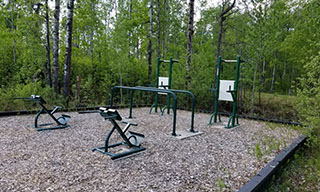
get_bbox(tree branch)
[220,0,236,17]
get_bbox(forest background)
[0,0,319,189]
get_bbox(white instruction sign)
[158,77,169,95]
[219,80,235,101]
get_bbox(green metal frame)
[209,56,243,128]
[110,85,197,136]
[14,95,70,131]
[138,86,196,133]
[149,57,179,115]
[111,86,178,135]
[92,108,146,160]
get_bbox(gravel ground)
[0,108,301,191]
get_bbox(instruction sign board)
[158,77,169,95]
[219,80,235,101]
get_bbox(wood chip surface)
[0,108,301,191]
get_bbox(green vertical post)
[129,90,134,118]
[155,57,160,113]
[209,56,222,124]
[214,56,222,122]
[167,57,173,114]
[233,56,240,124]
[149,58,161,114]
[226,56,241,128]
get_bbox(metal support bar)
[166,57,173,114]
[138,86,196,133]
[14,95,70,131]
[129,90,134,118]
[209,56,222,125]
[51,106,61,114]
[111,86,179,136]
[150,57,179,114]
[209,56,243,128]
[39,103,63,126]
[154,57,161,113]
[92,108,146,160]
[223,60,237,63]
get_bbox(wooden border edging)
[238,134,307,192]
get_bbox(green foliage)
[267,147,320,192]
[0,82,60,111]
[255,92,298,120]
[296,51,320,146]
[0,0,318,124]
[217,178,226,192]
[255,143,262,160]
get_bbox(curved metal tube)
[136,86,196,133]
[110,86,178,136]
[165,89,196,133]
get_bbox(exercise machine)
[92,107,145,160]
[149,57,179,114]
[14,95,71,131]
[209,56,244,128]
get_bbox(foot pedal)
[58,115,71,124]
[62,114,71,119]
[127,131,144,146]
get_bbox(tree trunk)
[45,0,52,87]
[163,0,168,56]
[147,0,153,84]
[215,15,224,78]
[90,2,95,64]
[260,56,266,89]
[9,0,16,66]
[52,0,60,94]
[258,54,265,106]
[114,0,123,102]
[251,61,258,115]
[75,75,81,100]
[288,65,294,95]
[136,38,139,58]
[213,0,236,88]
[186,0,194,87]
[128,0,132,58]
[270,64,276,92]
[63,0,75,98]
[156,0,161,58]
[283,62,286,80]
[282,61,286,90]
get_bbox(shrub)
[0,82,61,111]
[296,52,320,146]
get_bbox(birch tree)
[63,0,75,98]
[186,0,194,87]
[147,0,153,84]
[156,0,161,58]
[214,0,236,86]
[52,0,60,94]
[44,0,51,87]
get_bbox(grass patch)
[241,91,299,121]
[267,145,320,192]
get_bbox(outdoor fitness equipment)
[149,57,179,115]
[92,107,145,160]
[209,56,244,128]
[110,86,198,137]
[13,95,70,131]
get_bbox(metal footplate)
[14,95,71,131]
[92,108,146,160]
